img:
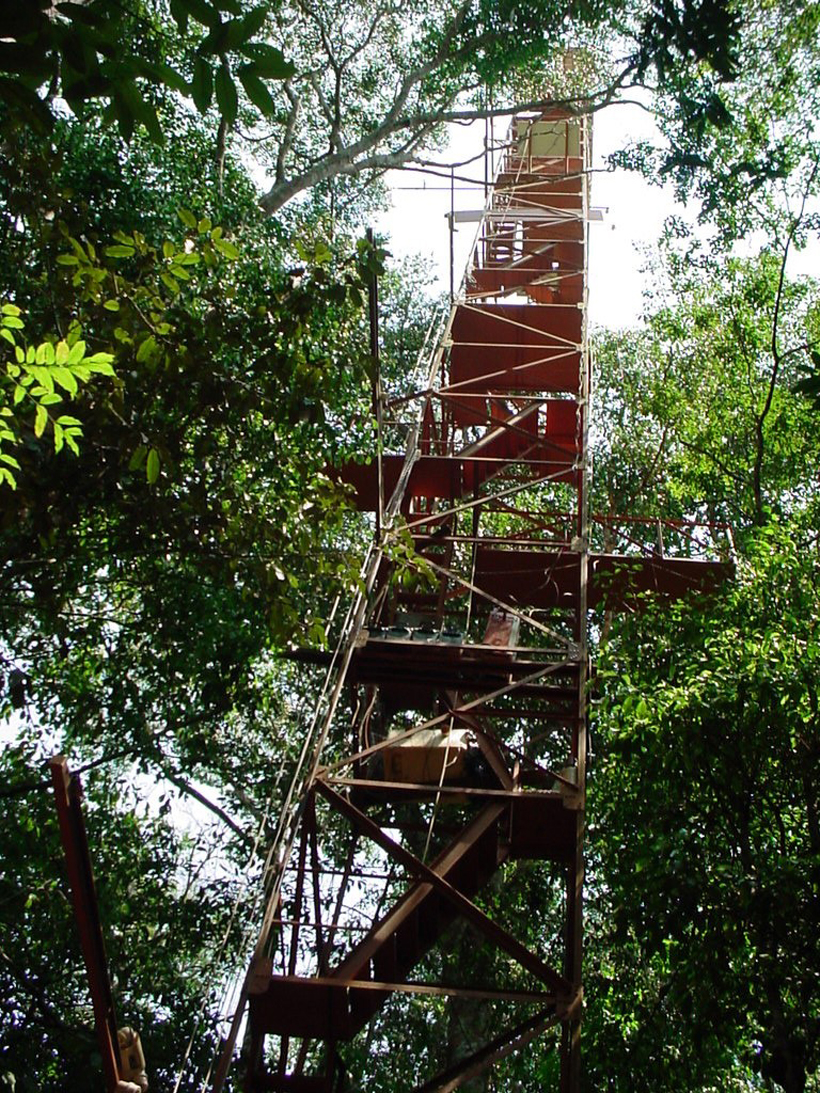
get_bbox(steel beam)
[49,756,122,1093]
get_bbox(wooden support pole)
[49,756,122,1093]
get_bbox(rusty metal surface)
[49,756,122,1093]
[241,109,731,1093]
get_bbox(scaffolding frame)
[222,109,731,1093]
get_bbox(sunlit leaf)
[34,403,47,438]
[146,447,161,484]
[215,63,238,126]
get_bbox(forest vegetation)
[1,0,820,1091]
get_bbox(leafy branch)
[1,0,294,141]
[0,306,115,488]
[52,210,242,484]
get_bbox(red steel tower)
[231,109,729,1093]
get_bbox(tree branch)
[259,56,635,215]
[276,80,301,184]
[753,153,820,523]
[0,748,135,799]
[150,744,254,847]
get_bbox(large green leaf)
[238,42,294,79]
[238,65,275,116]
[177,0,219,29]
[214,61,237,125]
[191,55,213,112]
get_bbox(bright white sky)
[378,102,685,330]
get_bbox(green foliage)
[592,251,820,530]
[612,0,820,247]
[0,73,391,1090]
[0,305,115,486]
[636,0,740,83]
[588,246,820,1092]
[0,0,293,142]
[794,348,820,410]
[589,525,820,1091]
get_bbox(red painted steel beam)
[49,756,122,1093]
[315,783,572,995]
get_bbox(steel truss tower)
[238,110,730,1093]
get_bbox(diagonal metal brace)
[315,782,571,995]
[415,1005,561,1093]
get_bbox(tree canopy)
[589,524,820,1093]
[587,241,820,1091]
[2,0,820,1091]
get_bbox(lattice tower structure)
[238,109,731,1093]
